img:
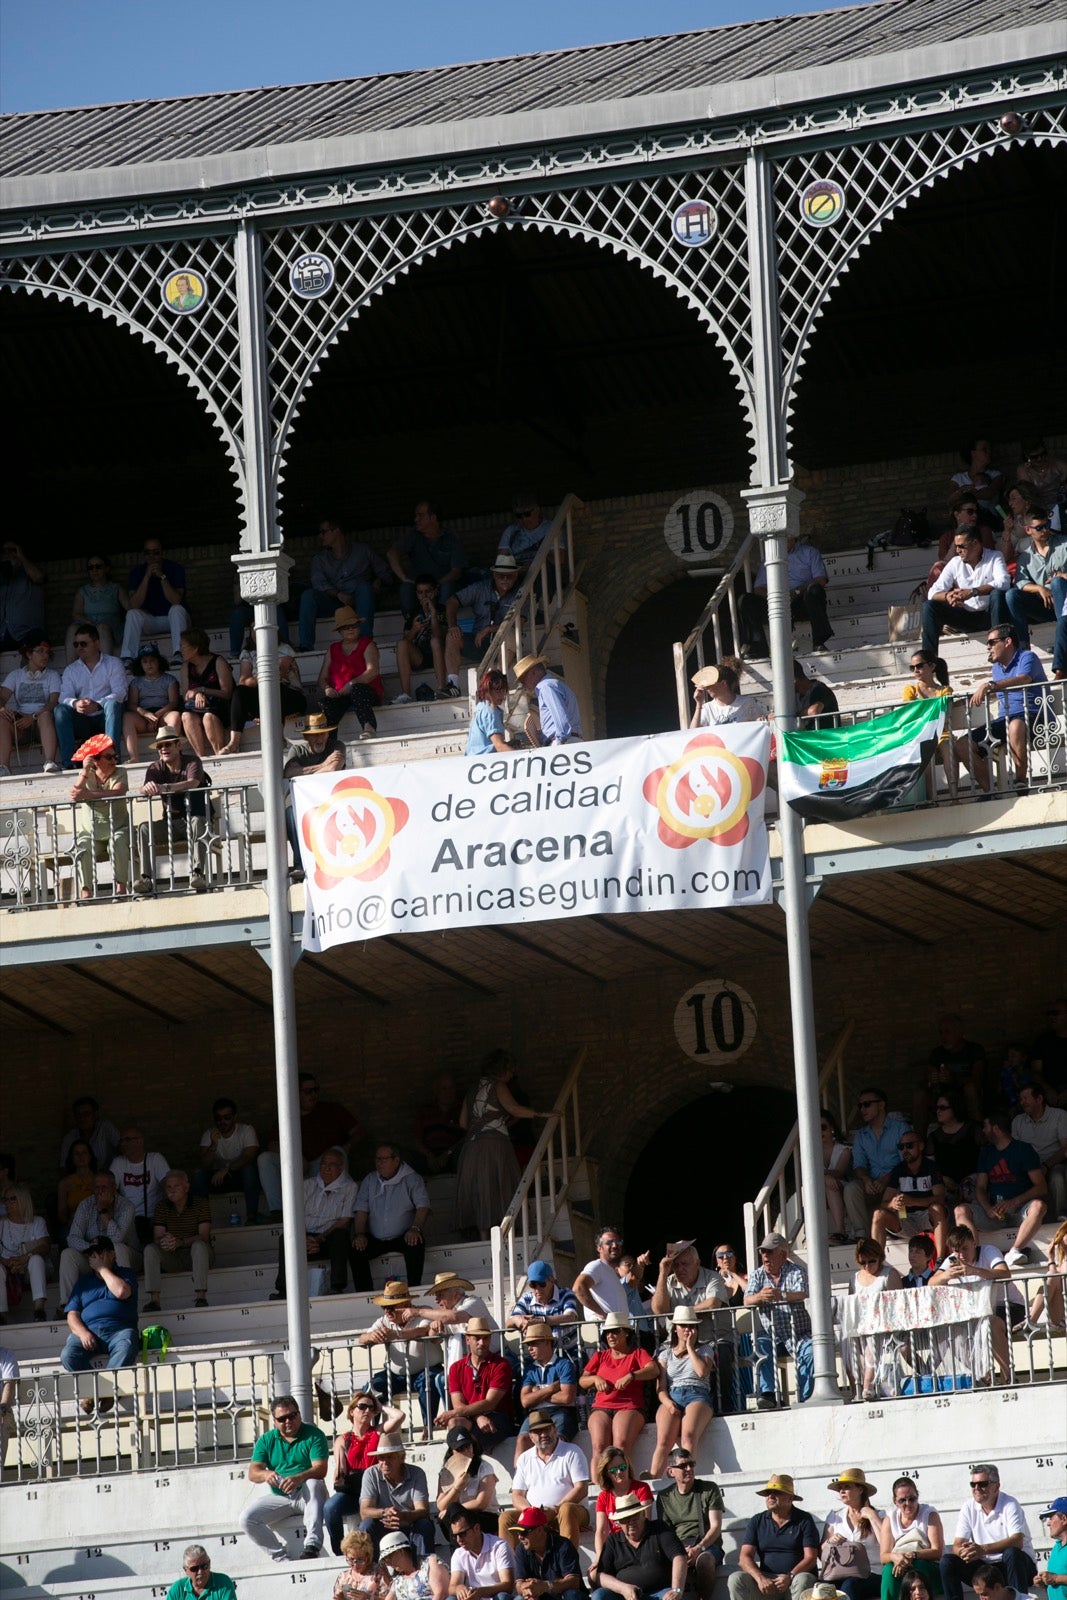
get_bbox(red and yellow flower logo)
[642,733,765,850]
[300,774,409,889]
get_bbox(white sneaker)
[1003,1247,1029,1268]
[43,761,62,774]
[393,693,413,704]
[360,725,376,740]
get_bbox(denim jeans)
[994,575,1067,645]
[370,1363,443,1429]
[61,1326,138,1371]
[754,1332,814,1402]
[55,700,125,766]
[300,584,375,648]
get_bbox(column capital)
[741,483,805,539]
[231,550,294,605]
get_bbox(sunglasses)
[971,1480,992,1489]
[716,1250,735,1258]
[896,1495,919,1504]
[355,1401,377,1411]
[274,1411,300,1423]
[858,1099,882,1109]
[607,1464,629,1474]
[186,1563,210,1573]
[935,1103,951,1111]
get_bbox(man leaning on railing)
[743,1233,814,1408]
[134,724,209,895]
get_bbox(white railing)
[490,1046,587,1325]
[672,529,758,728]
[742,1018,855,1273]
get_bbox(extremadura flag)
[779,697,946,822]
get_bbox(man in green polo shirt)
[239,1394,329,1561]
[165,1542,237,1598]
[657,1447,725,1600]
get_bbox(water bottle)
[229,1206,241,1227]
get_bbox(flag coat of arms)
[779,698,947,821]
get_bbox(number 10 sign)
[664,489,734,564]
[674,978,757,1063]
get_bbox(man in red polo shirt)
[436,1318,513,1443]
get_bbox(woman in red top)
[579,1311,658,1458]
[317,606,385,739]
[324,1391,403,1555]
[590,1446,654,1583]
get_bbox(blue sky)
[1,0,858,114]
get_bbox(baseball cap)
[1040,1498,1067,1518]
[526,1261,553,1284]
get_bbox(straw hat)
[692,666,722,690]
[671,1306,699,1327]
[828,1468,878,1495]
[811,1585,848,1600]
[526,1409,558,1431]
[490,553,524,574]
[523,1321,553,1343]
[601,1312,632,1333]
[431,1270,475,1296]
[373,1280,412,1307]
[513,653,547,682]
[759,1473,801,1499]
[151,726,182,747]
[612,1493,649,1521]
[665,1238,697,1259]
[334,605,365,629]
[303,710,339,735]
[371,1438,406,1457]
[465,1317,493,1336]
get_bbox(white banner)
[293,725,772,953]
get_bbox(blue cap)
[1040,1498,1067,1518]
[526,1260,553,1284]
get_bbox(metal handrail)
[672,529,758,728]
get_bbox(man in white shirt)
[110,1127,170,1248]
[922,530,1010,657]
[193,1097,262,1224]
[59,1172,137,1300]
[940,1463,1037,1600]
[1011,1082,1067,1221]
[55,623,128,768]
[499,1412,590,1548]
[448,1510,514,1600]
[271,1147,356,1299]
[573,1227,628,1322]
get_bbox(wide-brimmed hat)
[152,726,182,747]
[72,733,117,762]
[379,1532,413,1557]
[671,1306,699,1327]
[513,653,547,682]
[526,1409,558,1431]
[491,553,524,574]
[759,1473,801,1499]
[760,1231,789,1251]
[371,1438,406,1457]
[692,666,722,690]
[601,1312,632,1333]
[431,1270,475,1296]
[828,1468,878,1495]
[334,605,365,629]
[811,1585,848,1600]
[373,1280,412,1307]
[666,1238,697,1259]
[304,710,338,735]
[465,1316,493,1336]
[523,1321,554,1343]
[517,1507,549,1529]
[612,1493,649,1521]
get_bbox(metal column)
[232,219,312,1420]
[743,147,838,1405]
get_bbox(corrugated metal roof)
[1,0,1062,180]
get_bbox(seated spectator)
[901,1235,937,1290]
[950,439,1004,523]
[649,1238,734,1412]
[999,482,1047,565]
[1011,1082,1067,1222]
[508,1260,582,1360]
[59,1096,120,1172]
[466,670,512,757]
[258,1072,360,1221]
[878,1480,943,1600]
[573,1228,629,1324]
[902,652,987,796]
[971,1562,1033,1600]
[1055,594,1067,684]
[133,725,210,895]
[239,1392,328,1561]
[690,663,761,726]
[512,1504,585,1599]
[436,1422,500,1536]
[56,1140,98,1234]
[165,1543,237,1599]
[656,1447,724,1600]
[437,1319,514,1445]
[120,538,190,665]
[359,1438,435,1559]
[60,1236,139,1403]
[66,554,128,661]
[822,1109,852,1244]
[0,637,61,775]
[927,496,998,591]
[69,735,130,898]
[1028,1218,1067,1329]
[929,1225,1020,1382]
[283,709,347,881]
[350,1143,431,1292]
[446,1507,514,1599]
[394,576,447,703]
[873,1130,949,1260]
[59,1170,136,1303]
[324,1391,405,1556]
[514,1322,579,1461]
[122,643,181,760]
[590,1447,653,1582]
[579,1312,658,1456]
[379,1530,450,1600]
[820,1469,884,1600]
[0,1345,17,1462]
[728,1475,819,1600]
[744,1232,814,1408]
[926,1089,981,1208]
[143,1169,213,1312]
[0,1183,49,1322]
[498,497,555,565]
[939,1465,1037,1600]
[229,639,307,754]
[593,1494,687,1600]
[499,1411,591,1549]
[714,1243,748,1302]
[333,1529,390,1600]
[956,1108,1047,1266]
[111,1126,171,1248]
[429,1271,498,1417]
[178,628,235,757]
[969,623,1051,788]
[192,1097,261,1223]
[793,659,839,727]
[444,555,524,695]
[918,1015,987,1132]
[272,1147,357,1299]
[843,1088,909,1241]
[648,1307,715,1477]
[740,536,833,658]
[847,1239,903,1402]
[388,501,467,621]
[0,540,46,653]
[56,624,127,769]
[413,1072,466,1175]
[316,606,384,740]
[1016,438,1066,514]
[998,509,1067,644]
[1036,1498,1067,1591]
[513,655,582,747]
[921,528,1009,658]
[359,1280,441,1431]
[300,516,390,650]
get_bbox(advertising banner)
[293,725,772,953]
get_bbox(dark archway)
[605,576,719,739]
[280,226,751,535]
[622,1086,797,1263]
[789,140,1067,468]
[0,290,242,559]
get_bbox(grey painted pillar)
[232,218,312,1421]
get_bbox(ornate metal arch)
[0,232,247,515]
[771,104,1067,430]
[259,164,757,517]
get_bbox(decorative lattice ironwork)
[259,164,754,507]
[772,106,1067,425]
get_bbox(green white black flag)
[779,698,946,822]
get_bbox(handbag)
[821,1540,871,1582]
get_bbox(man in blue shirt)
[959,1108,1046,1269]
[728,1473,819,1600]
[444,556,524,692]
[120,538,190,663]
[843,1087,909,1240]
[514,656,582,746]
[61,1236,139,1393]
[515,1322,579,1460]
[507,1261,582,1361]
[499,497,556,566]
[969,624,1051,786]
[740,537,832,658]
